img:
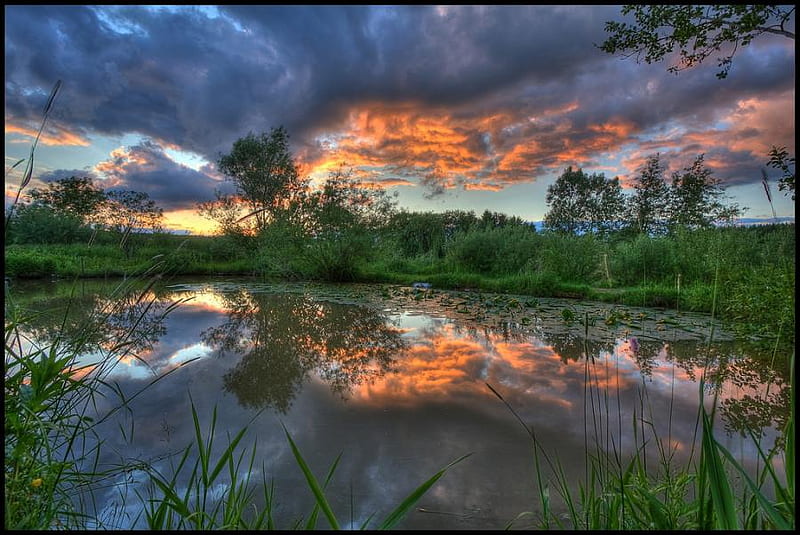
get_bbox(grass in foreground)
[487,347,794,530]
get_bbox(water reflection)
[200,289,406,413]
[445,316,791,440]
[5,279,792,529]
[8,279,175,376]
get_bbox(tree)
[768,145,796,200]
[197,189,254,238]
[103,190,164,250]
[7,203,88,244]
[479,209,527,230]
[627,154,671,235]
[544,167,625,236]
[668,154,743,229]
[600,5,795,79]
[287,166,396,281]
[26,176,106,224]
[217,126,306,232]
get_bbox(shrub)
[446,225,539,275]
[610,233,678,286]
[8,204,90,245]
[537,233,603,283]
[4,247,57,278]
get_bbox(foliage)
[537,232,605,283]
[608,232,678,286]
[668,154,743,230]
[544,167,624,237]
[721,262,795,344]
[101,190,164,257]
[627,153,671,236]
[768,145,796,201]
[26,176,107,224]
[103,190,164,235]
[196,189,256,238]
[217,126,307,232]
[4,246,58,277]
[257,166,396,282]
[6,204,89,245]
[386,210,450,258]
[478,209,528,230]
[600,5,796,79]
[446,224,539,275]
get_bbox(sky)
[4,5,796,235]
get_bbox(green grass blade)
[700,399,739,530]
[305,452,343,530]
[713,440,790,529]
[283,425,340,530]
[208,426,248,485]
[377,452,472,530]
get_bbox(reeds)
[489,318,795,530]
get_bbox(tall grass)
[489,312,794,530]
[4,267,195,529]
[138,398,470,530]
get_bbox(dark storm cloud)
[38,169,100,183]
[4,5,620,155]
[4,4,795,202]
[94,140,233,210]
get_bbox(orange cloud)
[5,122,90,146]
[300,100,635,193]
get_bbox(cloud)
[92,139,232,210]
[38,169,101,182]
[3,5,795,204]
[5,122,91,146]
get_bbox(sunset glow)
[4,5,795,233]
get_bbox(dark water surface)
[6,277,790,529]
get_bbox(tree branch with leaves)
[599,5,795,79]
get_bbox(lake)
[5,276,790,529]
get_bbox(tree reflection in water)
[447,319,790,440]
[201,289,406,413]
[11,281,171,367]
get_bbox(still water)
[6,277,790,529]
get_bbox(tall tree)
[217,126,306,231]
[599,5,795,79]
[104,190,164,248]
[544,167,625,236]
[26,176,106,224]
[668,154,743,229]
[627,154,671,235]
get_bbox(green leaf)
[377,453,472,530]
[283,425,340,530]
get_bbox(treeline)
[4,127,795,345]
[5,176,163,251]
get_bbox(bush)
[8,204,90,245]
[537,233,604,283]
[446,225,539,275]
[4,247,57,278]
[721,262,795,344]
[609,234,678,286]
